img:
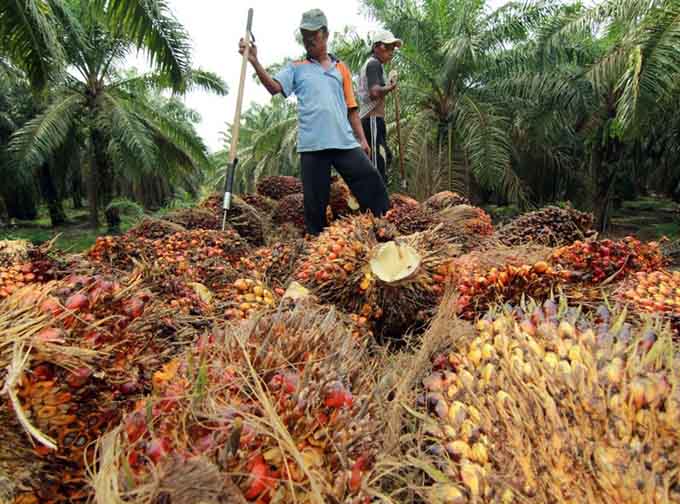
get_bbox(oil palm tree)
[9,0,227,227]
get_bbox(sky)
[155,0,377,152]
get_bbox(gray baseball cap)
[299,9,328,31]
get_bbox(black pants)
[361,116,392,183]
[300,148,390,235]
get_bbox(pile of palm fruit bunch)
[385,201,436,234]
[497,205,596,247]
[550,237,665,284]
[618,270,680,316]
[199,193,266,246]
[0,269,210,503]
[256,174,303,201]
[435,205,495,251]
[216,277,279,321]
[241,193,277,215]
[0,240,61,299]
[93,301,380,503]
[294,215,459,340]
[407,297,680,503]
[263,239,307,291]
[423,190,471,211]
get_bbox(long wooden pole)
[394,85,407,190]
[223,8,254,230]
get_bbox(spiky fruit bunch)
[164,208,220,230]
[264,240,306,290]
[242,193,277,215]
[219,277,278,320]
[418,299,680,503]
[128,218,186,240]
[0,259,57,299]
[90,229,248,278]
[436,205,494,250]
[329,176,359,220]
[200,194,267,246]
[619,270,680,315]
[390,193,420,210]
[497,205,596,247]
[256,175,303,200]
[272,193,306,231]
[424,191,471,211]
[295,215,456,338]
[106,302,378,503]
[551,237,665,284]
[385,204,436,235]
[455,260,569,319]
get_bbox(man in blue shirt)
[239,9,389,235]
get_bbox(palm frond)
[94,0,191,89]
[9,92,82,168]
[0,0,62,89]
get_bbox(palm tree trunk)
[38,162,66,226]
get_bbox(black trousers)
[361,116,392,183]
[300,148,390,235]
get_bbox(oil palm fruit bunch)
[497,205,596,247]
[218,277,278,321]
[272,193,306,231]
[329,176,360,220]
[0,240,61,298]
[390,193,420,210]
[164,207,221,230]
[417,298,680,503]
[88,235,156,270]
[295,215,457,338]
[455,260,569,320]
[424,191,471,212]
[104,301,378,503]
[551,237,665,284]
[200,193,267,246]
[0,274,159,503]
[0,239,31,267]
[619,270,680,315]
[436,205,494,251]
[127,218,186,240]
[242,193,277,215]
[256,175,303,200]
[385,203,436,235]
[264,240,306,291]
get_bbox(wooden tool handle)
[229,8,254,164]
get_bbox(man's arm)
[366,59,396,100]
[239,39,283,96]
[369,82,396,100]
[348,108,370,157]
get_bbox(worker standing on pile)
[357,30,402,184]
[238,8,389,236]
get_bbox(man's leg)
[376,117,390,185]
[331,148,390,218]
[361,116,387,183]
[300,151,332,235]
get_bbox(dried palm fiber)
[497,205,596,247]
[256,175,303,201]
[272,193,306,231]
[408,298,680,503]
[199,193,267,246]
[0,239,30,267]
[390,193,420,210]
[241,193,277,215]
[435,205,494,251]
[127,218,185,240]
[294,215,460,340]
[163,207,220,230]
[424,191,471,212]
[328,176,360,221]
[1,272,210,504]
[94,300,381,504]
